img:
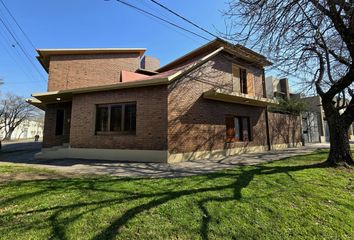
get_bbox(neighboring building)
[28,38,301,162]
[0,118,44,141]
[302,95,354,142]
[265,76,300,100]
[266,75,354,143]
[266,76,324,143]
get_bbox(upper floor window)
[225,116,251,142]
[232,64,248,94]
[96,102,136,134]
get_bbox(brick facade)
[47,53,141,91]
[141,56,160,71]
[268,112,302,146]
[69,85,168,150]
[42,102,71,148]
[167,52,269,154]
[40,48,301,160]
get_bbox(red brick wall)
[69,85,168,150]
[268,112,301,146]
[47,53,141,91]
[42,102,72,148]
[167,53,269,154]
[141,56,160,71]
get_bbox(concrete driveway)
[0,140,330,178]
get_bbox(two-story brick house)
[28,38,301,162]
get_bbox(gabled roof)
[37,48,146,72]
[157,38,272,72]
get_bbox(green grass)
[0,150,353,240]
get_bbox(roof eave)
[36,48,147,72]
[157,38,272,72]
[31,77,169,104]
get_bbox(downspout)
[265,106,271,151]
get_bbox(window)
[240,68,248,94]
[95,102,136,134]
[232,64,248,94]
[225,116,251,142]
[55,109,65,136]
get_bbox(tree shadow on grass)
[91,162,324,240]
[0,162,326,240]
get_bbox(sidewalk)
[0,143,329,178]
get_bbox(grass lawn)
[0,150,353,240]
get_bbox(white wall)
[0,119,44,140]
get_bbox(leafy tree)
[224,0,354,166]
[270,98,309,115]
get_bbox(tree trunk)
[326,118,354,166]
[4,128,14,141]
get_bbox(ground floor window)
[96,102,136,134]
[225,116,251,142]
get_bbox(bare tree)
[1,93,35,140]
[223,0,354,166]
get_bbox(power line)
[148,0,219,39]
[0,29,40,84]
[130,0,204,45]
[0,13,46,82]
[116,0,302,85]
[115,0,211,41]
[0,0,37,50]
[133,0,174,22]
[146,0,302,81]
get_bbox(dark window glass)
[225,116,235,142]
[96,106,109,132]
[234,117,240,140]
[240,68,248,94]
[95,103,136,134]
[225,116,251,142]
[55,109,65,136]
[124,104,136,131]
[110,106,122,131]
[242,117,250,141]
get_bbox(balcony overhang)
[203,89,278,107]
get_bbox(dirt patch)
[0,171,78,182]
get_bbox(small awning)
[203,89,278,107]
[26,91,74,110]
[26,98,46,110]
[33,91,73,103]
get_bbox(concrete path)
[0,140,330,178]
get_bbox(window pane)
[242,118,250,141]
[225,116,235,142]
[96,107,109,132]
[240,69,248,94]
[232,65,240,93]
[55,109,64,136]
[124,104,136,131]
[234,117,240,140]
[110,106,122,131]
